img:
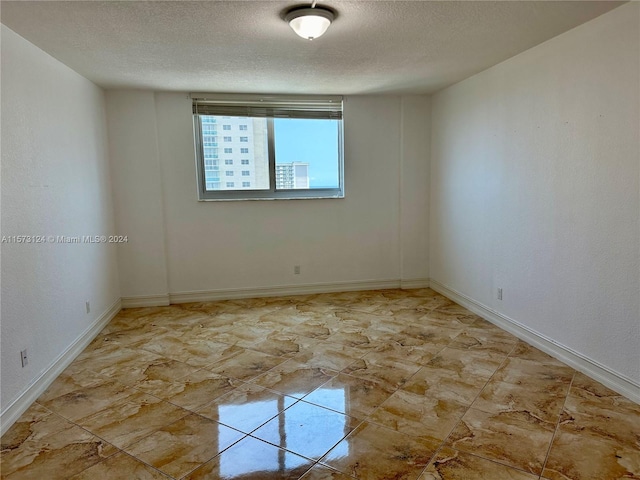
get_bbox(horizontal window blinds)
[191,94,342,120]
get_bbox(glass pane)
[200,115,269,191]
[273,118,340,190]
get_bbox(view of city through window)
[200,115,339,191]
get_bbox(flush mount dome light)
[285,6,334,40]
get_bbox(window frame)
[193,93,344,201]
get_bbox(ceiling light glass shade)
[285,7,334,40]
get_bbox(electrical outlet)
[86,301,91,314]
[497,288,503,301]
[21,349,28,368]
[294,265,301,275]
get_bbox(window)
[242,182,251,187]
[223,136,232,142]
[223,124,231,130]
[193,94,343,200]
[226,182,234,187]
[224,159,233,165]
[225,171,234,176]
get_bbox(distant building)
[201,116,269,190]
[275,162,309,189]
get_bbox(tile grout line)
[427,340,521,474]
[538,371,576,479]
[12,290,602,479]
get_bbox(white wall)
[430,4,639,385]
[1,26,120,411]
[401,96,431,284]
[106,91,169,299]
[107,92,430,301]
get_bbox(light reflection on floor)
[219,388,348,478]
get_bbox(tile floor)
[2,288,639,479]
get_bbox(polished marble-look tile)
[369,341,444,366]
[102,306,205,336]
[91,353,199,389]
[369,389,468,442]
[426,347,507,380]
[99,323,175,348]
[492,356,574,390]
[542,426,640,479]
[69,452,172,479]
[302,373,395,419]
[76,392,189,449]
[124,358,200,390]
[4,288,639,479]
[1,404,67,451]
[173,321,244,343]
[132,334,245,368]
[177,301,246,317]
[138,369,241,411]
[206,324,276,348]
[471,379,567,425]
[401,365,488,406]
[38,378,141,422]
[196,383,298,433]
[320,421,439,479]
[184,435,315,479]
[206,348,288,382]
[560,388,640,451]
[420,447,539,479]
[252,401,360,460]
[72,345,164,379]
[124,413,246,478]
[250,360,337,399]
[249,333,319,357]
[420,309,479,329]
[325,328,382,351]
[434,303,480,321]
[1,420,117,480]
[390,323,461,349]
[447,330,516,355]
[509,341,566,365]
[446,407,555,475]
[284,321,335,340]
[293,341,365,371]
[35,364,108,403]
[299,464,357,479]
[570,372,640,412]
[258,305,314,324]
[341,353,421,390]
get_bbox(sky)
[273,118,340,188]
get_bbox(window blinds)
[191,94,343,120]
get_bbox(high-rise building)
[275,162,309,189]
[202,116,309,191]
[202,116,269,191]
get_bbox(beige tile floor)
[2,288,639,479]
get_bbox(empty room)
[1,1,638,479]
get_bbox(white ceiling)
[0,1,624,95]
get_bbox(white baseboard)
[121,294,170,308]
[429,279,640,404]
[170,279,402,304]
[400,278,431,289]
[0,298,122,436]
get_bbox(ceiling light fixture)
[285,2,334,41]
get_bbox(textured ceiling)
[0,1,625,94]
